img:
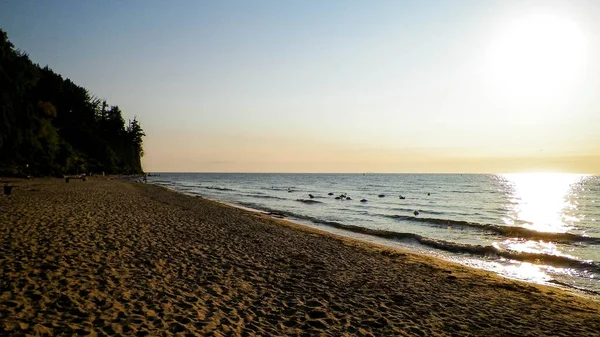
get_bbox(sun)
[483,13,587,97]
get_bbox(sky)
[1,0,599,173]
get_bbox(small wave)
[390,207,416,213]
[446,190,485,194]
[262,187,296,191]
[296,199,323,204]
[200,186,236,192]
[302,219,600,273]
[384,215,600,244]
[249,194,287,200]
[150,180,171,184]
[548,280,600,296]
[419,210,445,216]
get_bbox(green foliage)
[0,29,145,176]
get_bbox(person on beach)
[3,183,12,196]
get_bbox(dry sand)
[0,178,599,336]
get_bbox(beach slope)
[1,178,599,336]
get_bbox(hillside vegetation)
[0,29,144,176]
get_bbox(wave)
[447,190,482,194]
[418,210,445,216]
[199,186,237,192]
[262,187,297,191]
[390,207,416,213]
[248,194,287,200]
[150,180,171,184]
[296,199,323,204]
[383,215,600,244]
[306,219,600,273]
[548,280,600,296]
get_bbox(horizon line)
[145,171,594,175]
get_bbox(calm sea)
[147,173,600,295]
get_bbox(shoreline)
[1,177,599,336]
[153,181,600,299]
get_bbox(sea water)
[148,173,600,295]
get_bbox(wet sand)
[1,178,599,336]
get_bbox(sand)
[0,177,599,336]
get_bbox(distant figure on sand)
[3,183,12,196]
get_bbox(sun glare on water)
[492,173,589,283]
[484,13,587,98]
[502,173,585,233]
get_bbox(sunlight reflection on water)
[493,238,574,258]
[495,173,589,282]
[501,173,586,232]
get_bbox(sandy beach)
[1,178,599,336]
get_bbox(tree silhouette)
[0,29,145,176]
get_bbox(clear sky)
[1,0,599,173]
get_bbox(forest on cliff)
[0,29,144,176]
